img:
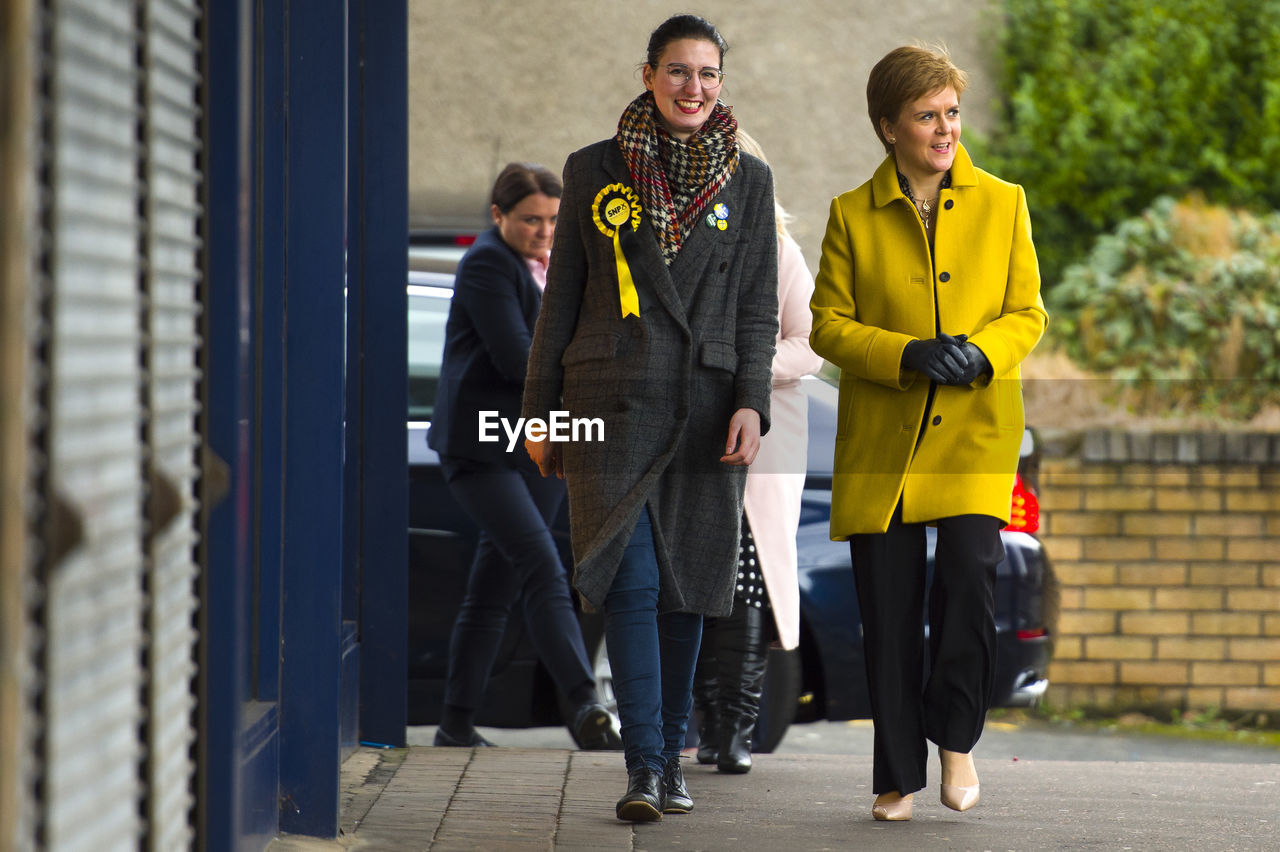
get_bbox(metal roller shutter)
[36,0,145,848]
[139,1,202,849]
[5,2,40,846]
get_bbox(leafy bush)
[976,0,1280,287]
[1050,195,1280,418]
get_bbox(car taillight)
[1016,627,1047,640]
[453,235,477,246]
[1004,473,1039,534]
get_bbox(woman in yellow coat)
[809,45,1047,822]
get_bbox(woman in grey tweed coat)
[522,14,778,822]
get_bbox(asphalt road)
[408,717,1280,764]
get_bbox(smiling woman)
[521,12,780,822]
[641,38,724,142]
[809,43,1048,823]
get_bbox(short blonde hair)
[736,129,793,239]
[866,44,969,154]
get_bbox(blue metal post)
[277,0,348,837]
[349,0,409,749]
[201,0,276,846]
[254,0,288,709]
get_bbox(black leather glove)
[940,333,992,385]
[901,337,968,384]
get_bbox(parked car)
[407,268,1056,750]
[409,227,476,274]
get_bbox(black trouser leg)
[924,514,1003,753]
[692,621,719,763]
[850,505,928,796]
[714,600,767,773]
[851,506,1004,795]
[439,457,592,720]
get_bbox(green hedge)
[976,0,1280,287]
[1050,195,1280,418]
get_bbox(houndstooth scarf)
[616,91,739,264]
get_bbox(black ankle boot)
[661,756,693,814]
[433,727,495,748]
[615,767,664,822]
[716,713,754,773]
[715,604,768,774]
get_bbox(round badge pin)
[716,219,728,231]
[713,203,729,220]
[705,213,718,228]
[591,183,642,238]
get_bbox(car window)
[408,276,453,421]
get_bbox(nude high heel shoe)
[871,791,913,821]
[939,748,980,812]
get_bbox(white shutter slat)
[140,0,202,848]
[41,0,145,847]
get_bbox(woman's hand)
[902,337,968,384]
[720,408,762,466]
[524,437,564,479]
[939,333,992,385]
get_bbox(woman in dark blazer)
[428,162,619,751]
[522,15,779,821]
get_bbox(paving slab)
[268,746,1280,851]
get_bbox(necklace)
[896,170,951,232]
[915,196,938,230]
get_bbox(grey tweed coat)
[522,138,779,615]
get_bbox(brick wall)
[1037,430,1280,714]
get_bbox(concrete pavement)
[268,743,1280,850]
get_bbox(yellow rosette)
[592,184,642,318]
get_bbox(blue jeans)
[604,508,703,773]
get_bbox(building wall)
[408,0,1000,265]
[1038,431,1280,714]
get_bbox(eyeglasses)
[661,63,724,88]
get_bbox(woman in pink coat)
[692,130,824,773]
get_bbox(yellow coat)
[810,144,1047,537]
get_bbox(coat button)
[944,199,954,210]
[932,415,942,426]
[939,271,951,282]
[719,261,728,273]
[631,325,643,338]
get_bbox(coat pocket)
[699,339,738,373]
[996,375,1024,432]
[561,331,620,366]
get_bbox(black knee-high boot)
[692,618,719,764]
[716,602,768,773]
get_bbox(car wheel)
[752,647,801,753]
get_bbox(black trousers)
[850,503,1004,795]
[440,455,593,711]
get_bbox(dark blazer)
[428,225,543,467]
[522,138,779,615]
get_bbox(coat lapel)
[488,225,541,319]
[667,173,739,293]
[600,144,689,329]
